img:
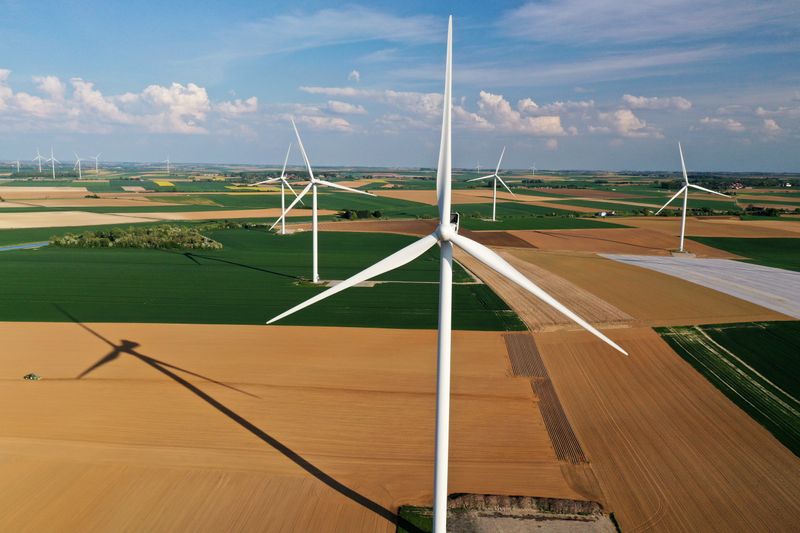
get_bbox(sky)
[1,0,799,171]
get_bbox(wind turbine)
[74,153,83,180]
[251,144,303,235]
[655,143,731,252]
[531,162,536,180]
[266,17,628,532]
[34,148,45,173]
[163,157,171,174]
[12,160,20,173]
[270,119,375,283]
[466,147,515,221]
[46,147,59,179]
[92,153,101,174]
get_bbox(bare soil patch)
[613,216,800,237]
[0,322,585,531]
[0,186,90,199]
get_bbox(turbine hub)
[437,222,457,242]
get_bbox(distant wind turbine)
[163,157,171,174]
[12,160,20,172]
[46,147,59,179]
[92,153,101,174]
[74,153,83,180]
[531,162,536,179]
[266,16,628,532]
[466,146,515,221]
[34,148,45,173]
[270,119,375,282]
[251,144,303,235]
[655,142,732,252]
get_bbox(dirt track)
[0,323,584,532]
[536,327,800,532]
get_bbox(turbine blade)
[496,174,515,196]
[450,234,628,356]
[466,174,495,182]
[280,143,291,179]
[267,233,439,324]
[291,119,314,181]
[253,177,282,185]
[687,183,731,198]
[316,179,375,196]
[282,178,304,204]
[435,16,453,223]
[654,186,687,215]
[678,142,688,184]
[269,182,312,230]
[494,146,506,176]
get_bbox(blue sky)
[1,0,798,171]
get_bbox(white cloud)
[476,91,566,135]
[622,94,692,110]
[597,109,663,138]
[33,76,66,101]
[348,70,361,83]
[762,118,782,135]
[699,116,746,132]
[216,96,259,116]
[327,100,367,115]
[293,114,353,132]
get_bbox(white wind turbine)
[34,148,45,173]
[251,144,303,235]
[266,17,628,532]
[12,160,20,172]
[466,146,515,221]
[163,156,171,174]
[655,142,731,252]
[531,162,536,179]
[46,147,59,179]
[270,119,375,283]
[74,153,83,180]
[92,153,101,174]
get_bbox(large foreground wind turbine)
[74,153,83,180]
[655,143,731,252]
[34,148,45,173]
[251,144,303,235]
[266,17,627,532]
[270,119,375,283]
[467,146,515,221]
[46,147,59,179]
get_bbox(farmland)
[656,321,800,455]
[690,236,800,271]
[0,229,523,331]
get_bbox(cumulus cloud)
[476,91,566,135]
[597,109,663,138]
[0,70,257,135]
[327,100,367,115]
[622,94,692,110]
[348,70,361,83]
[699,116,746,132]
[762,118,782,135]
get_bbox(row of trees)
[51,225,223,250]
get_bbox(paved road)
[0,242,49,252]
[602,254,800,319]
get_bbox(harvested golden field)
[2,197,177,208]
[456,249,633,331]
[0,186,90,199]
[612,216,800,237]
[535,327,800,532]
[506,228,738,258]
[374,189,556,205]
[0,208,334,229]
[0,322,584,532]
[505,249,789,326]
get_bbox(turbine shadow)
[60,305,421,532]
[158,249,300,280]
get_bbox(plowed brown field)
[609,216,800,237]
[0,323,583,532]
[504,249,789,326]
[507,228,739,257]
[535,327,800,532]
[374,189,557,205]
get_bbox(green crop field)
[690,237,800,271]
[656,322,800,456]
[459,214,626,230]
[0,229,523,331]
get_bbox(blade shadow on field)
[57,304,421,532]
[157,249,301,280]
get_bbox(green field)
[690,237,800,271]
[0,229,523,331]
[459,214,626,230]
[656,322,800,456]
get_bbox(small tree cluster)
[338,209,382,220]
[51,225,223,250]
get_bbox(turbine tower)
[266,17,628,532]
[74,153,83,180]
[46,147,59,179]
[531,162,536,180]
[163,157,171,174]
[34,148,45,173]
[251,144,303,235]
[270,119,375,283]
[93,153,101,175]
[467,146,515,221]
[12,160,20,173]
[655,143,732,252]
